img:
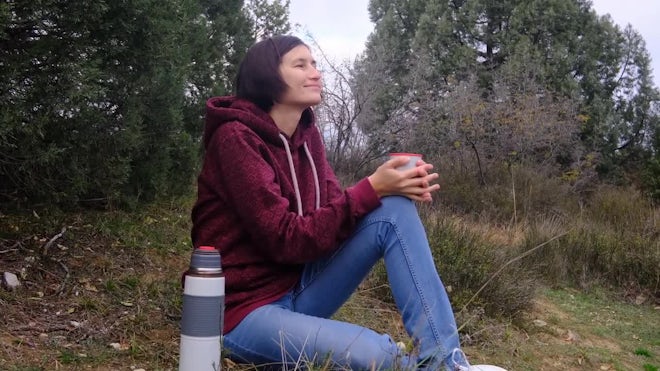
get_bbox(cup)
[389,153,423,171]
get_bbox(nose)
[310,66,322,80]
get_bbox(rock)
[532,319,547,327]
[2,272,21,290]
[564,329,580,343]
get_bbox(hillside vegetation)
[1,0,659,369]
[1,182,658,370]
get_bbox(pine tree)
[0,0,289,207]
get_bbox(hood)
[204,96,316,149]
[204,96,321,216]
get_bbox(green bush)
[437,163,580,224]
[424,216,537,317]
[363,212,537,320]
[520,188,659,293]
[0,0,255,208]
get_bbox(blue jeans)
[224,196,463,370]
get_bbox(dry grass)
[1,194,659,370]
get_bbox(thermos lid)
[190,246,222,273]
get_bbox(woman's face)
[277,45,323,109]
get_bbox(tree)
[181,0,254,136]
[597,26,660,176]
[0,0,289,207]
[246,0,290,40]
[308,39,379,177]
[355,0,659,190]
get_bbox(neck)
[269,104,304,137]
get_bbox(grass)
[1,189,658,370]
[506,287,660,370]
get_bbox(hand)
[367,156,440,202]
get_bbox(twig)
[55,259,70,296]
[10,323,73,333]
[41,227,66,256]
[0,237,30,251]
[0,248,18,254]
[458,230,570,321]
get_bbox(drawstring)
[279,134,303,216]
[278,134,320,216]
[304,142,320,210]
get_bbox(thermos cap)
[189,246,222,273]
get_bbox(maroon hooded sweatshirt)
[191,96,381,334]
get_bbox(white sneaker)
[450,349,508,371]
[469,366,508,371]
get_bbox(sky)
[288,0,660,88]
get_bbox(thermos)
[179,245,225,371]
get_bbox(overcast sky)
[289,0,660,88]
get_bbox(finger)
[401,165,433,179]
[398,177,434,193]
[416,164,434,177]
[407,193,433,203]
[410,173,439,187]
[401,184,439,197]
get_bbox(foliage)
[363,209,538,319]
[0,0,290,208]
[424,215,538,318]
[2,182,658,370]
[349,0,660,194]
[520,185,659,293]
[246,0,291,40]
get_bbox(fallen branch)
[41,227,66,256]
[10,323,73,333]
[55,259,71,296]
[0,236,31,251]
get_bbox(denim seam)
[294,204,448,365]
[224,333,284,366]
[226,319,366,369]
[389,216,445,357]
[335,212,448,360]
[292,216,383,299]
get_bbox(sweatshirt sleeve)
[210,123,380,264]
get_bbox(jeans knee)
[378,196,417,218]
[339,333,403,370]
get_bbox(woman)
[191,35,506,371]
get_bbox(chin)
[310,98,322,106]
[310,94,323,105]
[298,99,321,108]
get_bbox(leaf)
[109,342,129,351]
[84,283,98,292]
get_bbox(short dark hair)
[235,35,308,112]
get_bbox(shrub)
[520,188,659,294]
[363,212,537,320]
[424,216,537,318]
[436,162,580,224]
